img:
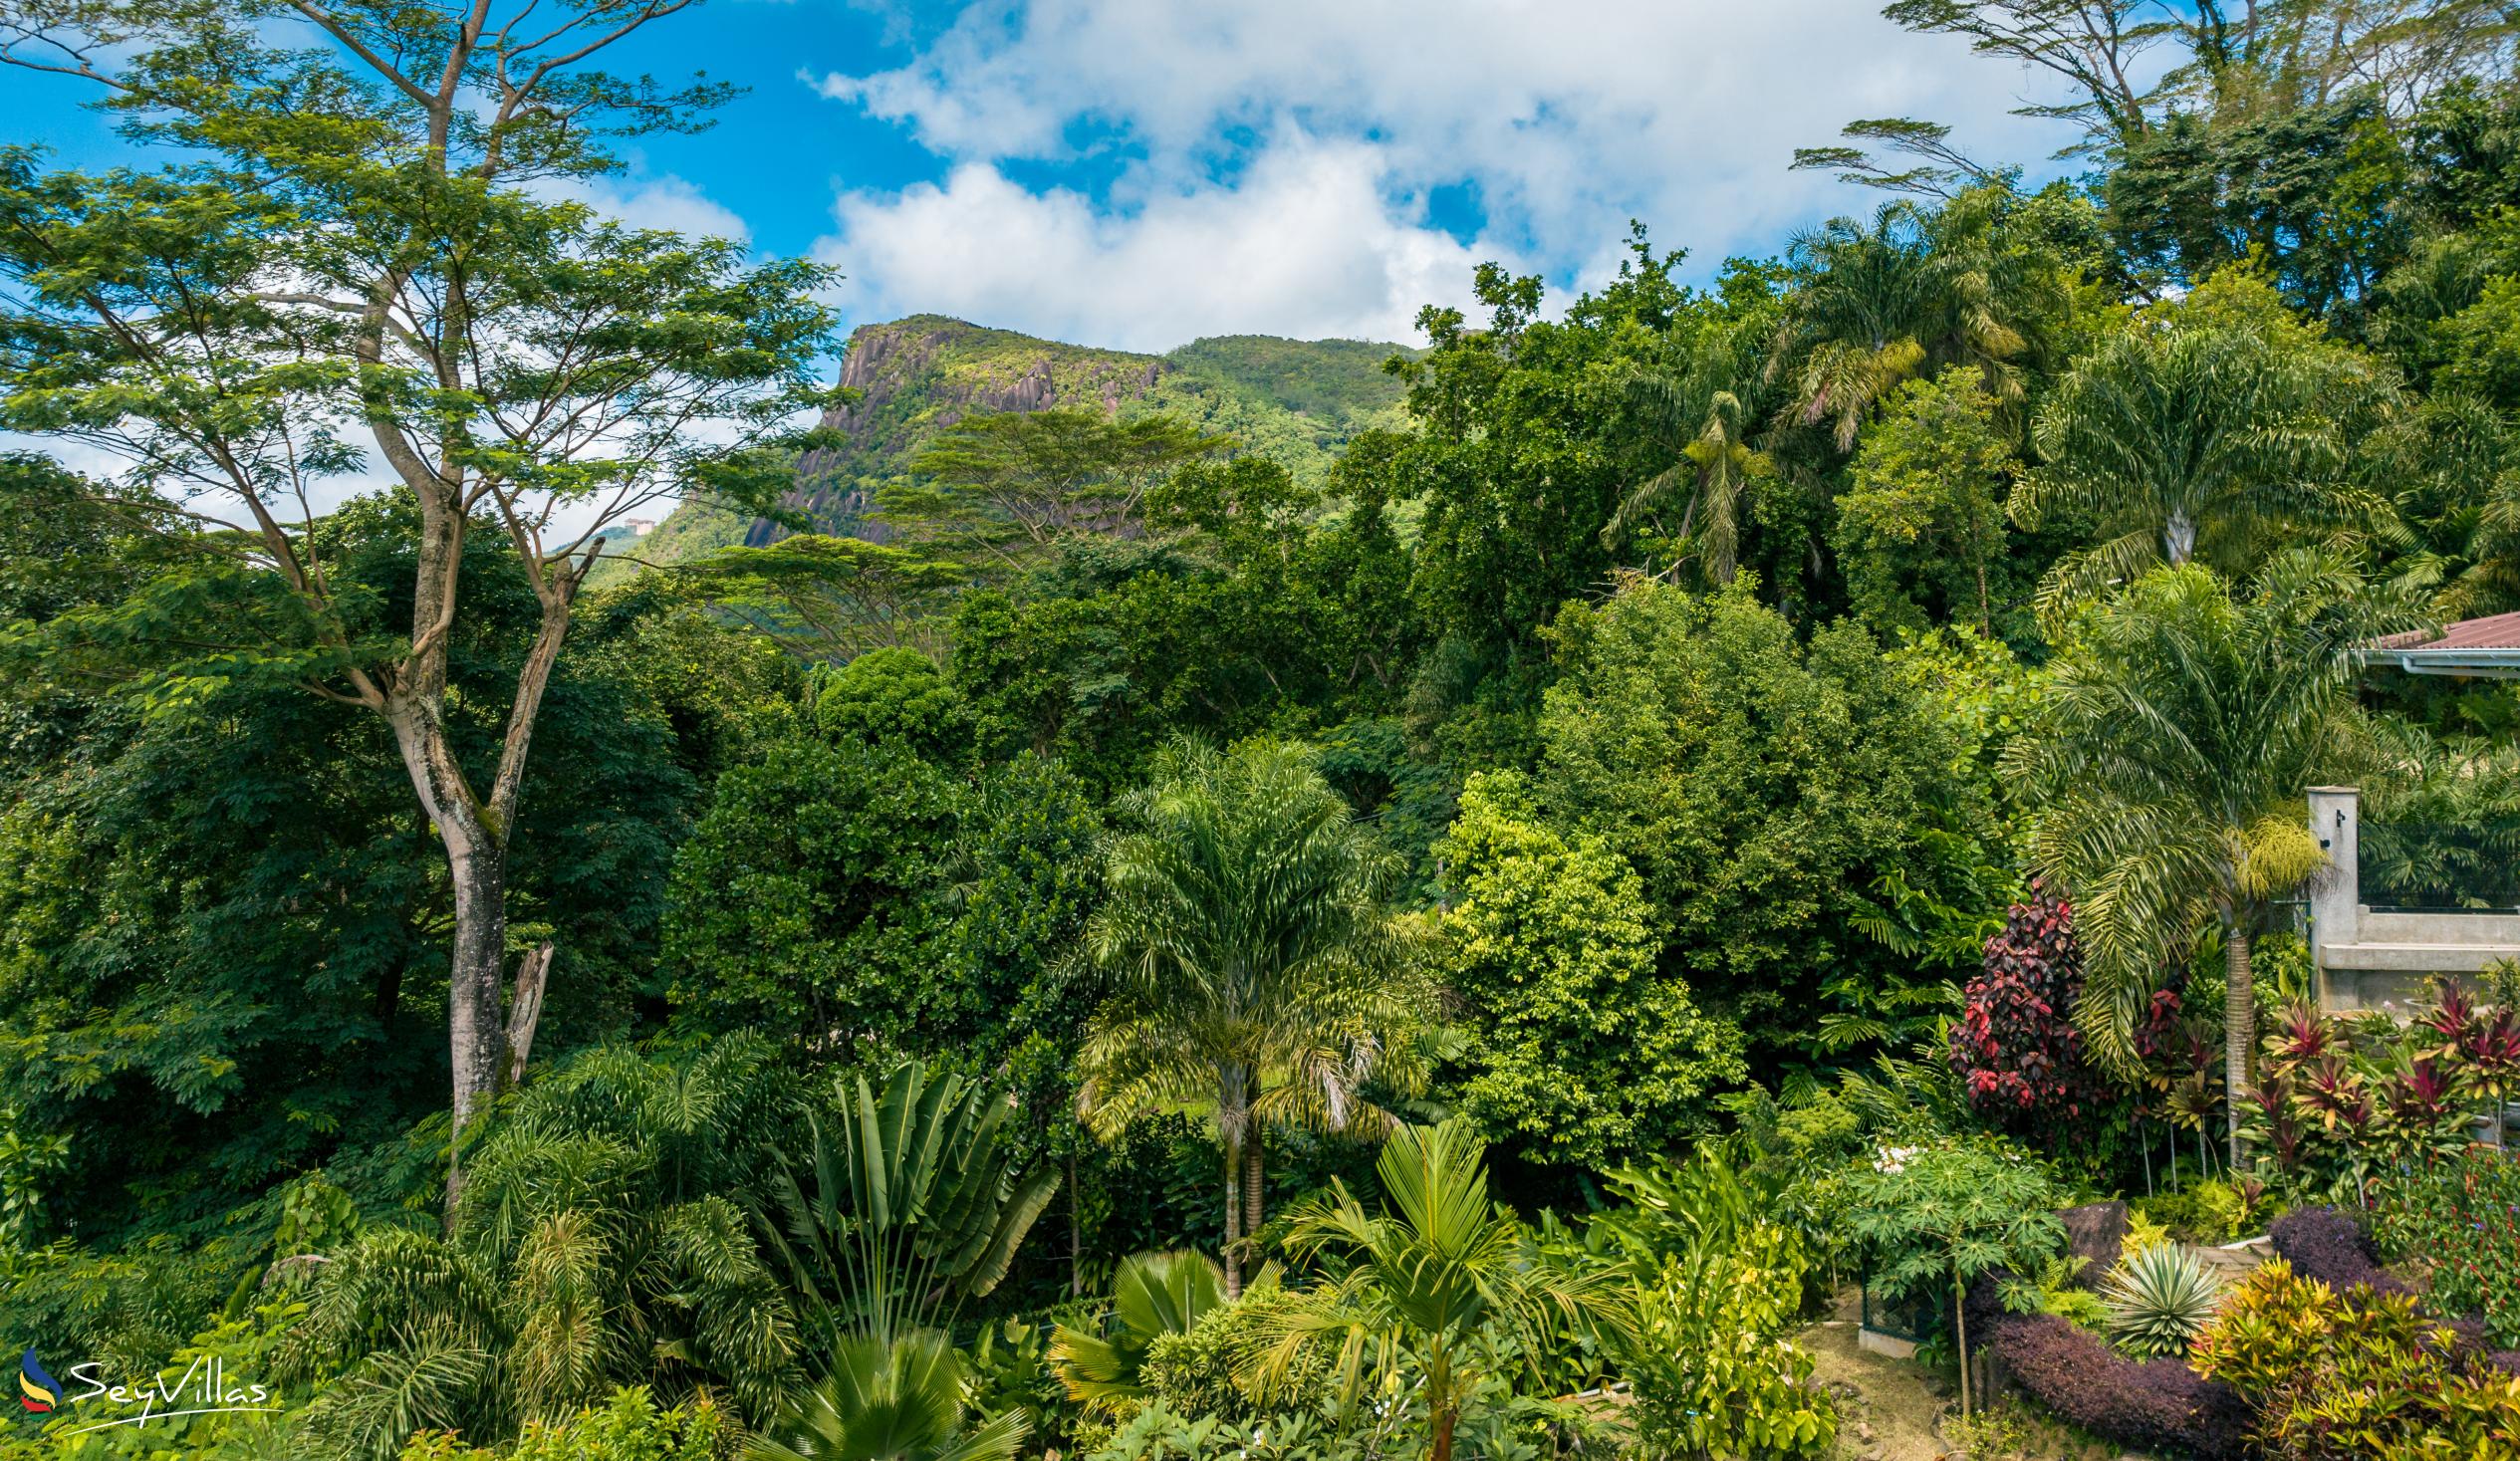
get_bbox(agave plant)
[2102,1242,2224,1359]
[744,1329,1028,1461]
[1046,1249,1227,1415]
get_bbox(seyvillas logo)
[12,1351,277,1435]
[18,1352,57,1414]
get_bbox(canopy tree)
[0,1,835,1194]
[883,407,1223,571]
[1076,736,1427,1297]
[1766,190,2068,450]
[2012,282,2393,618]
[2007,552,2414,1160]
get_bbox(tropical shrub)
[1946,890,2107,1139]
[2267,1206,2415,1301]
[744,1330,1028,1461]
[2192,1258,2519,1458]
[1249,1119,1630,1461]
[1846,1136,2066,1418]
[2372,1146,2520,1347]
[1049,1250,1229,1417]
[1622,1218,1837,1460]
[398,1386,723,1461]
[1081,1401,1386,1461]
[1989,1313,2249,1459]
[279,1040,802,1459]
[2101,1242,2224,1358]
[760,1061,1061,1348]
[1140,1285,1337,1425]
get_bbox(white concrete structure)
[2308,786,2520,1011]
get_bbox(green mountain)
[624,316,1412,571]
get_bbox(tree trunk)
[1954,1277,1971,1421]
[2225,922,2255,1165]
[2165,508,2196,567]
[1220,1130,1243,1300]
[1242,1132,1264,1257]
[1427,1352,1456,1461]
[383,693,510,1208]
[443,843,509,1204]
[1219,1065,1247,1299]
[1069,1151,1084,1297]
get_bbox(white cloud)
[819,138,1497,350]
[543,171,754,245]
[809,0,2093,348]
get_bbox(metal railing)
[2360,821,2520,913]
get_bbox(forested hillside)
[621,318,1408,576]
[6,3,2520,1459]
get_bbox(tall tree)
[1767,191,2066,450]
[884,408,1222,571]
[1835,365,2020,635]
[2006,552,2411,1160]
[1605,315,1776,587]
[0,2,834,1190]
[1076,737,1425,1297]
[2011,285,2392,618]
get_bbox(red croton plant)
[1947,886,2182,1150]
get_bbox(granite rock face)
[751,318,1177,549]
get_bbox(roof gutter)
[2376,648,2520,679]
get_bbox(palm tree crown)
[1078,736,1427,1295]
[2013,317,2389,617]
[1769,192,2059,451]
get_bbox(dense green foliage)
[13,3,2520,1458]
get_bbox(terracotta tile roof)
[2391,609,2520,652]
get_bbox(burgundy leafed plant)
[1948,887,2170,1149]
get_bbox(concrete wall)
[2308,787,2517,1012]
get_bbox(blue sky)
[0,0,2092,353]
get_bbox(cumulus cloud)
[808,0,2087,349]
[543,171,754,245]
[819,138,1499,350]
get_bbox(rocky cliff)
[625,315,1410,569]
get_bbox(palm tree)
[2005,553,2414,1161]
[1046,1249,1227,1415]
[1768,192,2059,450]
[1245,1118,1630,1461]
[287,1039,800,1458]
[1077,736,1426,1297]
[1606,340,1773,586]
[744,1330,1028,1461]
[2011,319,2388,619]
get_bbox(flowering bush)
[2372,1146,2520,1348]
